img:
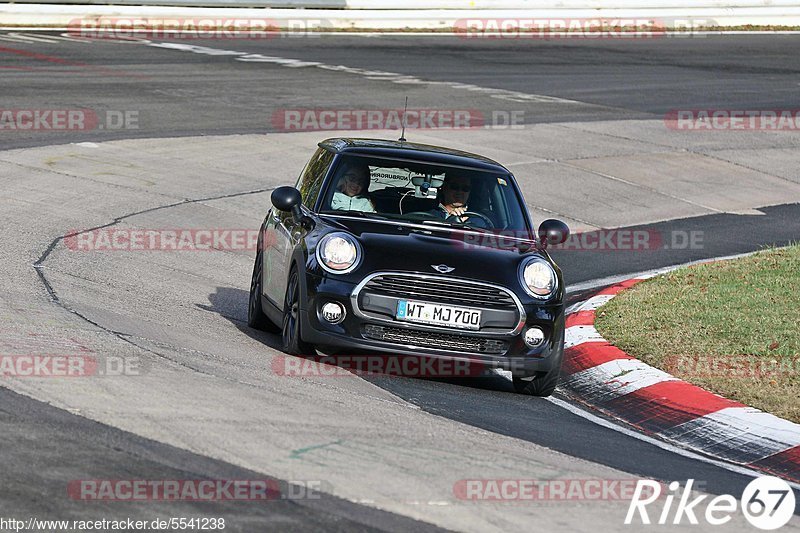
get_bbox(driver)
[430,174,472,222]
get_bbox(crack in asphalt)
[28,190,428,413]
[32,186,274,382]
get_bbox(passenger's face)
[342,171,366,197]
[443,177,471,207]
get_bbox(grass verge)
[594,245,800,423]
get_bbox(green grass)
[594,245,800,423]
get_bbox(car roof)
[318,138,510,173]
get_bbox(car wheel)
[513,368,560,397]
[282,268,315,355]
[248,248,280,332]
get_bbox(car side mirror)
[271,186,314,230]
[271,186,302,212]
[537,219,569,248]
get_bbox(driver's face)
[443,176,471,207]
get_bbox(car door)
[263,147,334,308]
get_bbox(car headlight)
[317,232,361,274]
[520,257,557,299]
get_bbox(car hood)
[319,216,551,286]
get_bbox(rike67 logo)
[626,477,796,530]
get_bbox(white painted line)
[16,32,75,42]
[0,33,41,43]
[659,407,800,464]
[6,31,60,43]
[39,32,93,43]
[564,300,586,315]
[573,293,615,312]
[562,358,679,403]
[564,324,605,349]
[146,41,585,106]
[545,395,800,491]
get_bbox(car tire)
[282,267,315,356]
[512,368,560,397]
[248,248,280,333]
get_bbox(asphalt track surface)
[1,32,800,530]
[1,33,800,149]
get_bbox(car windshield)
[319,154,531,233]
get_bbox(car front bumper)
[298,272,565,378]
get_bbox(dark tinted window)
[295,148,335,209]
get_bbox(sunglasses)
[447,183,471,193]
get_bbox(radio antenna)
[399,96,408,142]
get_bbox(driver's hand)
[449,204,469,222]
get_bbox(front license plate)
[396,300,481,330]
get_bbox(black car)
[248,138,569,396]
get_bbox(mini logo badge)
[432,264,455,274]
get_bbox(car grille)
[362,273,518,311]
[363,324,508,355]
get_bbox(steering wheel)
[447,211,493,229]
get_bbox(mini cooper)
[248,138,569,396]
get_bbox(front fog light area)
[321,302,345,324]
[524,327,545,348]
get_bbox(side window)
[295,148,335,210]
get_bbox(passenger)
[331,164,376,212]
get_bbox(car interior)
[320,155,525,230]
